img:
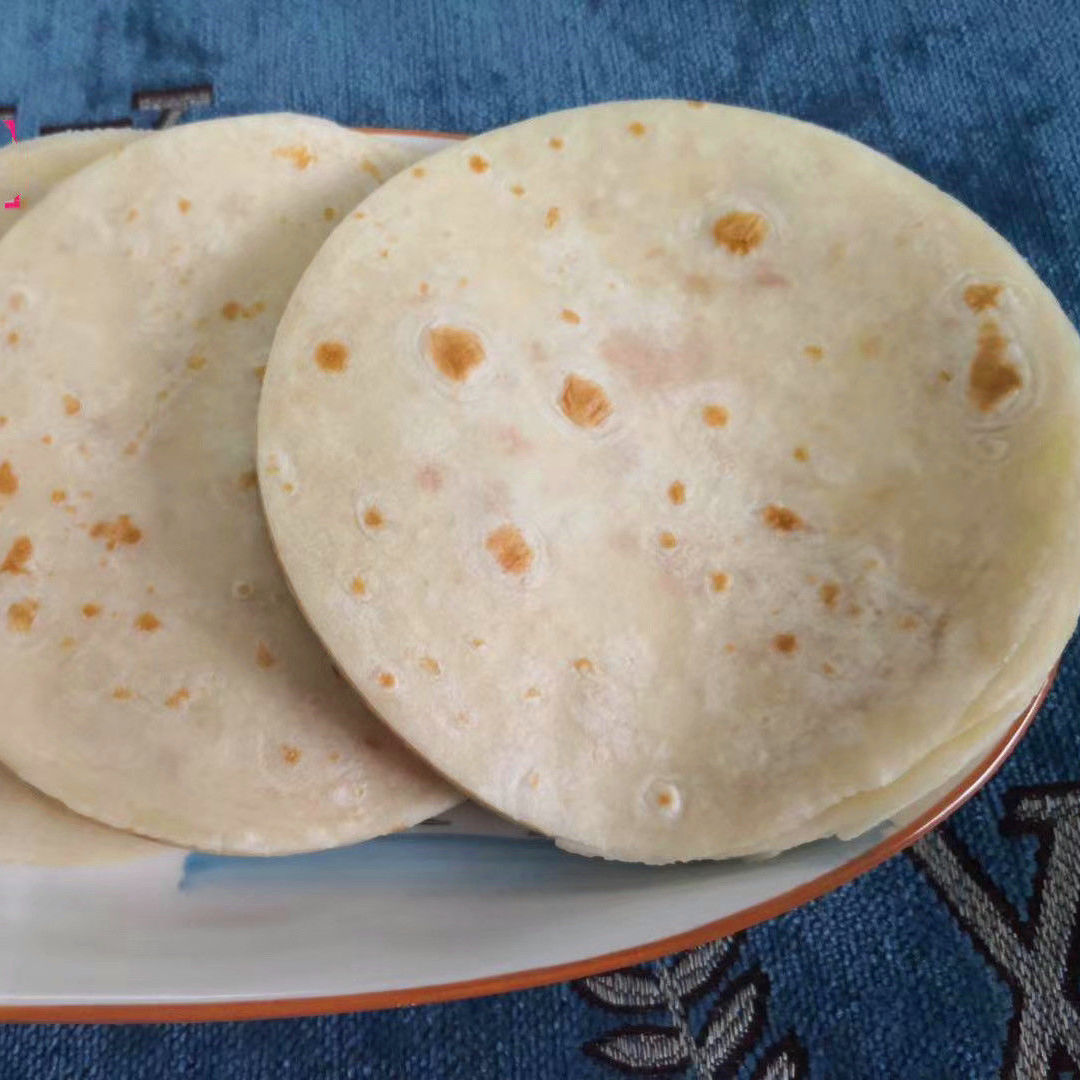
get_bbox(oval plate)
[0,129,1053,1022]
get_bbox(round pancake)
[257,100,1080,862]
[0,113,458,854]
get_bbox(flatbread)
[0,127,143,240]
[0,113,458,854]
[0,127,172,865]
[258,101,1080,863]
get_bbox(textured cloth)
[2,1,1080,1076]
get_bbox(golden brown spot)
[363,506,384,529]
[62,394,81,417]
[377,671,397,689]
[255,641,276,668]
[470,638,485,649]
[847,603,863,617]
[328,751,341,763]
[820,582,840,608]
[0,417,6,427]
[560,373,612,429]
[282,482,295,494]
[1,536,32,574]
[627,121,646,136]
[0,461,17,496]
[560,308,581,325]
[793,446,809,463]
[804,345,824,361]
[314,340,349,373]
[273,145,316,169]
[418,281,430,296]
[659,531,679,550]
[573,657,595,674]
[898,614,919,631]
[280,744,302,765]
[668,481,686,505]
[350,575,367,596]
[253,364,266,381]
[177,198,191,214]
[711,572,730,593]
[527,771,540,789]
[6,331,18,346]
[60,636,76,649]
[763,505,805,532]
[112,686,133,701]
[322,206,336,221]
[545,206,561,229]
[90,515,142,551]
[238,470,258,490]
[524,686,541,699]
[485,524,533,575]
[420,656,441,675]
[511,184,525,197]
[134,611,161,633]
[123,441,137,455]
[969,319,1022,412]
[125,208,138,223]
[411,166,426,178]
[548,136,564,149]
[702,404,729,428]
[687,99,706,109]
[360,158,383,181]
[458,277,469,288]
[427,325,485,382]
[6,600,37,633]
[822,662,836,676]
[939,370,954,383]
[222,301,244,322]
[81,603,101,618]
[353,211,366,220]
[187,354,207,371]
[724,643,737,654]
[963,283,1003,313]
[50,490,65,504]
[773,633,798,654]
[41,435,52,446]
[240,302,265,319]
[468,154,490,174]
[655,790,674,809]
[165,688,190,709]
[712,211,768,255]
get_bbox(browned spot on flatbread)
[62,394,81,416]
[418,281,430,296]
[134,611,161,632]
[668,481,686,505]
[125,208,138,223]
[81,603,101,618]
[819,582,840,608]
[560,374,612,428]
[350,575,367,596]
[412,166,426,178]
[627,121,647,136]
[221,301,241,321]
[187,355,207,370]
[804,345,824,361]
[178,198,191,213]
[762,505,805,532]
[256,641,276,668]
[90,515,142,551]
[549,137,564,149]
[469,155,490,173]
[427,326,485,382]
[41,435,52,445]
[969,319,1022,412]
[420,656,441,675]
[6,599,37,633]
[0,461,17,496]
[322,206,336,221]
[281,744,302,765]
[524,686,541,700]
[659,531,679,550]
[378,671,397,689]
[822,662,836,676]
[273,145,315,169]
[712,211,768,255]
[6,331,18,346]
[486,524,533,575]
[112,686,133,701]
[898,614,919,631]
[793,446,809,462]
[545,206,560,229]
[363,506,384,529]
[253,365,266,381]
[687,99,706,109]
[939,370,954,383]
[560,308,581,324]
[1,536,32,574]
[963,283,1003,313]
[165,688,190,709]
[773,633,798,654]
[315,340,349,373]
[511,184,525,197]
[573,657,595,674]
[710,572,730,593]
[702,404,729,427]
[238,470,258,490]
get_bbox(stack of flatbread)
[1,101,1077,866]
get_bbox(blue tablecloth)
[2,1,1079,1076]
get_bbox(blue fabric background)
[2,1,1080,1076]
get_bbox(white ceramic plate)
[0,130,1052,1021]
